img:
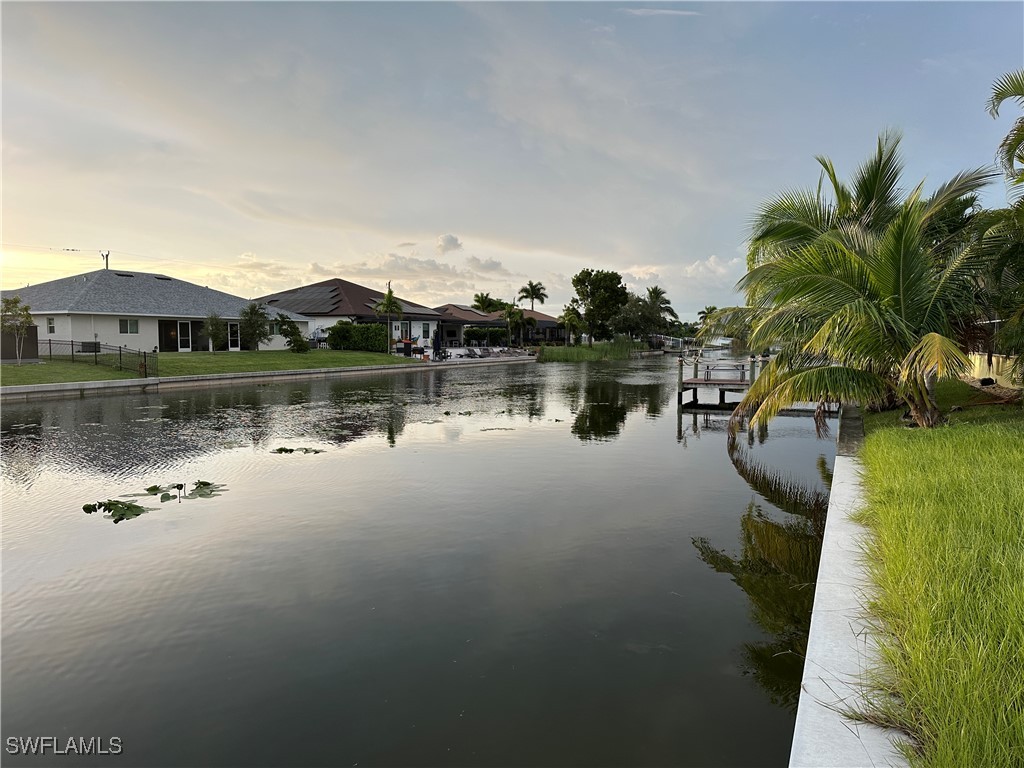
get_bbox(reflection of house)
[1,269,309,352]
[256,279,443,348]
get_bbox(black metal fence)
[40,339,158,378]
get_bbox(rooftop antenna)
[100,250,110,269]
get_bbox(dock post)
[677,357,683,405]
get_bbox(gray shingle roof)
[1,270,309,322]
[257,278,442,321]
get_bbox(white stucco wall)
[31,313,308,353]
[34,313,160,352]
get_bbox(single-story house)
[1,269,310,353]
[433,304,565,345]
[432,304,505,347]
[518,308,564,344]
[256,279,444,350]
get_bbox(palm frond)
[898,332,972,383]
[986,69,1024,118]
[739,364,891,429]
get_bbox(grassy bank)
[537,338,638,362]
[0,349,420,386]
[857,380,1024,766]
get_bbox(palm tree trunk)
[906,377,944,428]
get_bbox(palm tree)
[473,292,504,313]
[697,305,718,328]
[558,304,584,346]
[503,302,524,346]
[987,69,1024,188]
[645,286,678,330]
[518,280,548,311]
[723,135,994,429]
[373,281,403,353]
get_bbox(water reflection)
[570,370,668,442]
[693,434,830,712]
[2,359,831,767]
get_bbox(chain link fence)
[40,339,158,378]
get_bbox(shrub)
[327,321,387,352]
[276,314,310,353]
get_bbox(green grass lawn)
[0,349,421,386]
[157,349,421,377]
[0,360,140,386]
[857,380,1024,766]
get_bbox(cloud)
[436,233,464,254]
[396,242,416,248]
[466,255,513,276]
[618,9,701,17]
[680,253,744,279]
[309,262,333,276]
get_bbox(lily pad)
[83,499,153,524]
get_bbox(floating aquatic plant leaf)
[160,493,176,503]
[83,498,153,524]
[271,446,324,454]
[272,447,296,453]
[182,481,227,500]
[145,485,162,495]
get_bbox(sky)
[2,1,1022,321]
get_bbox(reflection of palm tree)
[373,282,403,353]
[693,441,831,712]
[518,280,548,311]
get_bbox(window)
[119,318,139,334]
[46,317,55,334]
[268,321,281,336]
[422,323,430,340]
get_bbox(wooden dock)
[676,357,766,408]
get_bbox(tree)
[558,302,584,346]
[503,303,525,346]
[981,73,1024,382]
[239,302,272,351]
[202,313,228,352]
[570,269,628,346]
[644,286,677,332]
[697,305,718,329]
[1,296,34,365]
[472,292,503,313]
[987,69,1024,188]
[373,282,403,353]
[518,280,548,311]
[612,292,659,339]
[276,313,309,353]
[724,134,994,429]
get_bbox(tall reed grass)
[537,337,638,362]
[856,381,1024,766]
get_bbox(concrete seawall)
[0,356,536,403]
[789,405,907,767]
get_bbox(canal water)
[1,356,833,767]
